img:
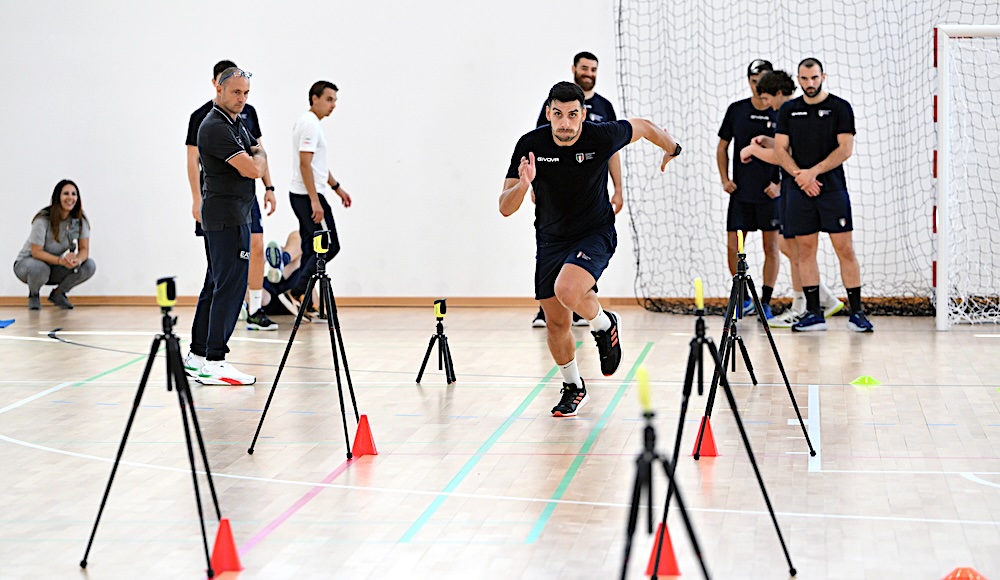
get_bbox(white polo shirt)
[290,110,331,196]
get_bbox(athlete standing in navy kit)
[717,59,781,319]
[500,81,681,416]
[531,52,623,328]
[184,67,269,385]
[774,58,873,332]
[186,60,278,331]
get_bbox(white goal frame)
[935,25,1000,330]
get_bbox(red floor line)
[238,459,353,556]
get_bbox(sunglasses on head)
[218,69,252,84]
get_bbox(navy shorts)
[195,197,263,236]
[535,227,616,300]
[782,187,853,237]
[727,197,780,232]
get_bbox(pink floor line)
[238,459,354,556]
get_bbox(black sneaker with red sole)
[552,380,589,417]
[591,311,622,376]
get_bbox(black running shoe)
[532,307,546,328]
[246,308,279,331]
[591,311,622,376]
[551,380,589,417]
[572,312,589,326]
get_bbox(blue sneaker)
[265,241,283,269]
[792,311,827,332]
[741,297,756,316]
[846,311,874,332]
[760,303,773,320]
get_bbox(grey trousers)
[13,257,97,295]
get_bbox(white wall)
[0,0,638,298]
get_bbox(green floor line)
[399,342,582,543]
[524,341,654,544]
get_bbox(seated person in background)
[13,179,96,310]
[262,231,311,317]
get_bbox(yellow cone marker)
[850,375,881,387]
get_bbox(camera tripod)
[653,280,797,577]
[416,299,456,385]
[692,236,814,459]
[80,301,222,578]
[620,372,710,579]
[249,233,360,459]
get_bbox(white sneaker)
[768,309,803,329]
[198,360,256,386]
[238,303,248,321]
[822,300,845,319]
[184,352,206,379]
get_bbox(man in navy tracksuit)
[184,67,269,385]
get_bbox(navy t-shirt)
[197,104,258,231]
[506,120,633,243]
[776,93,856,193]
[718,98,779,204]
[536,92,618,127]
[186,101,261,146]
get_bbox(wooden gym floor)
[1,305,998,579]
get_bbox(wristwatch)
[265,186,275,192]
[331,181,341,191]
[669,143,682,157]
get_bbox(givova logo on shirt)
[536,155,559,162]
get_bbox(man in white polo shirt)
[281,80,353,315]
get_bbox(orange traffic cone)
[645,523,680,577]
[210,518,243,574]
[691,416,718,457]
[351,414,378,457]
[943,568,988,580]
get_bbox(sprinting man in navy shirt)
[531,51,623,329]
[716,59,781,319]
[184,67,269,386]
[500,81,681,417]
[773,58,873,333]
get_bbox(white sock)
[818,282,838,307]
[249,289,263,314]
[588,306,612,332]
[559,358,583,387]
[791,292,805,313]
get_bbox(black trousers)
[191,224,250,360]
[289,192,340,297]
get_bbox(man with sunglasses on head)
[185,60,279,332]
[184,67,268,385]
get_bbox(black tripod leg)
[707,340,797,576]
[169,337,222,520]
[695,336,730,460]
[319,278,354,460]
[326,282,360,422]
[735,335,758,385]
[248,274,317,454]
[619,458,647,580]
[745,278,816,456]
[656,456,712,580]
[440,334,456,384]
[80,337,161,569]
[416,335,438,384]
[175,376,216,578]
[662,337,698,521]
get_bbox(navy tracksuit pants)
[190,224,250,360]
